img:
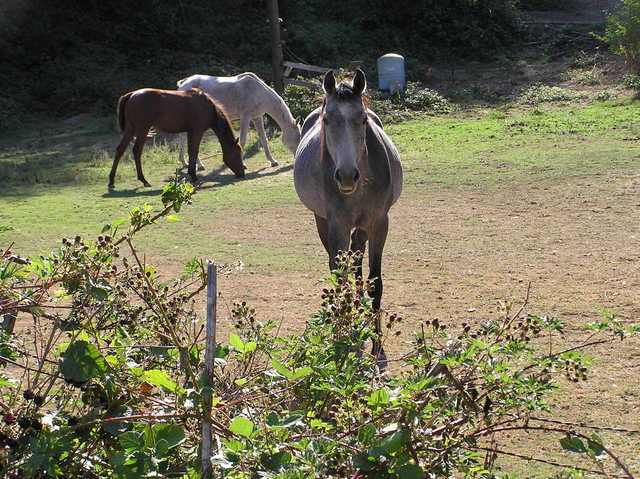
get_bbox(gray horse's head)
[321,69,367,196]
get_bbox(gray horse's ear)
[353,69,366,95]
[323,70,336,95]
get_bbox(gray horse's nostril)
[335,168,360,185]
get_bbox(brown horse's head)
[224,137,245,178]
[205,95,245,178]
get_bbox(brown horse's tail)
[116,92,134,132]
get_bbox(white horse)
[176,72,301,170]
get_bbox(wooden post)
[201,261,217,479]
[0,296,16,335]
[268,0,284,94]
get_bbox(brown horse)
[109,88,245,189]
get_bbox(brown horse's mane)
[187,88,237,143]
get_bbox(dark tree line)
[0,0,543,119]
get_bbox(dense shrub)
[517,0,576,11]
[1,185,638,478]
[286,0,524,67]
[600,0,640,72]
[0,0,526,121]
[519,84,585,104]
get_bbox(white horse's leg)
[253,116,278,167]
[178,133,205,171]
[238,115,251,168]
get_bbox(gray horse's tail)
[116,92,133,132]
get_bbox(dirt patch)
[204,169,640,472]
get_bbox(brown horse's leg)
[367,215,389,363]
[109,130,134,189]
[187,129,205,184]
[350,228,368,279]
[132,132,151,187]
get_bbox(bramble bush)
[0,183,638,478]
[283,79,452,126]
[601,0,640,72]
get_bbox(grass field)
[1,97,640,476]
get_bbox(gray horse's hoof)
[372,346,388,372]
[270,160,279,167]
[197,164,206,172]
[143,182,152,187]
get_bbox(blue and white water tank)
[377,53,406,93]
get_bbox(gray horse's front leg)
[367,215,389,366]
[350,228,368,279]
[327,220,351,272]
[253,116,279,167]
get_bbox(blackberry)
[17,417,30,429]
[3,412,16,424]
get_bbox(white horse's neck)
[260,87,296,133]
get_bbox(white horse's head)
[282,120,302,154]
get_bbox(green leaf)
[153,424,186,448]
[229,333,246,352]
[271,359,293,379]
[0,375,16,388]
[275,414,304,428]
[119,431,143,451]
[59,340,107,384]
[396,464,425,479]
[560,436,587,453]
[587,434,606,458]
[353,452,377,471]
[167,215,180,222]
[142,369,185,394]
[358,424,376,445]
[378,429,410,454]
[229,416,254,437]
[291,366,312,380]
[367,388,391,406]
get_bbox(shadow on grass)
[99,162,293,198]
[0,116,119,197]
[101,187,164,198]
[197,163,293,192]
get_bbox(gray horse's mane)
[330,79,370,107]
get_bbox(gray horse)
[294,69,403,361]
